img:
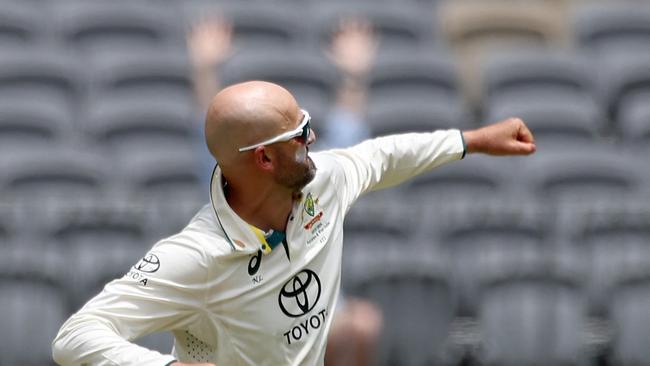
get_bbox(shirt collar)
[209,164,295,255]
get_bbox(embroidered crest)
[304,193,315,217]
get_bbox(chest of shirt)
[206,195,344,343]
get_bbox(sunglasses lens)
[302,121,310,140]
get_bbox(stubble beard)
[275,152,317,192]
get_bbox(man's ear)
[253,146,274,172]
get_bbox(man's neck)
[224,181,295,233]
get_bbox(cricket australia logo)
[304,193,315,217]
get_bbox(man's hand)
[462,118,536,156]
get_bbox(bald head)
[205,81,300,167]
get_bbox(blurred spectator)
[320,18,377,149]
[186,15,382,366]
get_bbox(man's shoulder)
[153,204,235,260]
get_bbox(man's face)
[273,142,317,192]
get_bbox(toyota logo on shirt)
[278,269,322,318]
[134,253,160,273]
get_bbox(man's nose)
[307,129,316,146]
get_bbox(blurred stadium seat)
[0,93,75,149]
[430,197,550,314]
[522,145,647,205]
[367,97,471,137]
[346,244,458,366]
[482,50,597,105]
[572,2,650,56]
[53,0,182,53]
[0,46,83,110]
[478,271,587,366]
[484,94,605,147]
[83,94,196,153]
[184,0,309,50]
[609,276,650,365]
[221,49,338,116]
[0,245,67,366]
[0,0,48,47]
[0,145,109,207]
[311,1,437,51]
[87,48,194,103]
[368,48,461,106]
[4,0,649,364]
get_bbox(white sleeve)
[52,238,208,366]
[324,129,466,209]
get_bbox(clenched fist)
[462,118,536,156]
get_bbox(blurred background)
[0,0,649,365]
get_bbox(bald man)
[53,81,536,366]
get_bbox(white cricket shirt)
[52,130,465,366]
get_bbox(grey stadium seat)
[221,49,338,116]
[53,0,181,52]
[0,245,67,366]
[0,0,48,47]
[599,53,650,123]
[42,201,151,308]
[346,244,458,366]
[83,94,196,153]
[618,90,650,145]
[565,200,650,315]
[609,276,650,366]
[476,248,587,366]
[484,94,605,147]
[311,1,437,51]
[478,272,587,366]
[0,145,109,206]
[368,49,461,106]
[521,146,646,205]
[366,96,471,137]
[482,50,598,105]
[87,48,193,103]
[402,153,518,204]
[0,93,75,149]
[0,46,83,109]
[430,197,549,314]
[183,0,309,50]
[573,2,650,56]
